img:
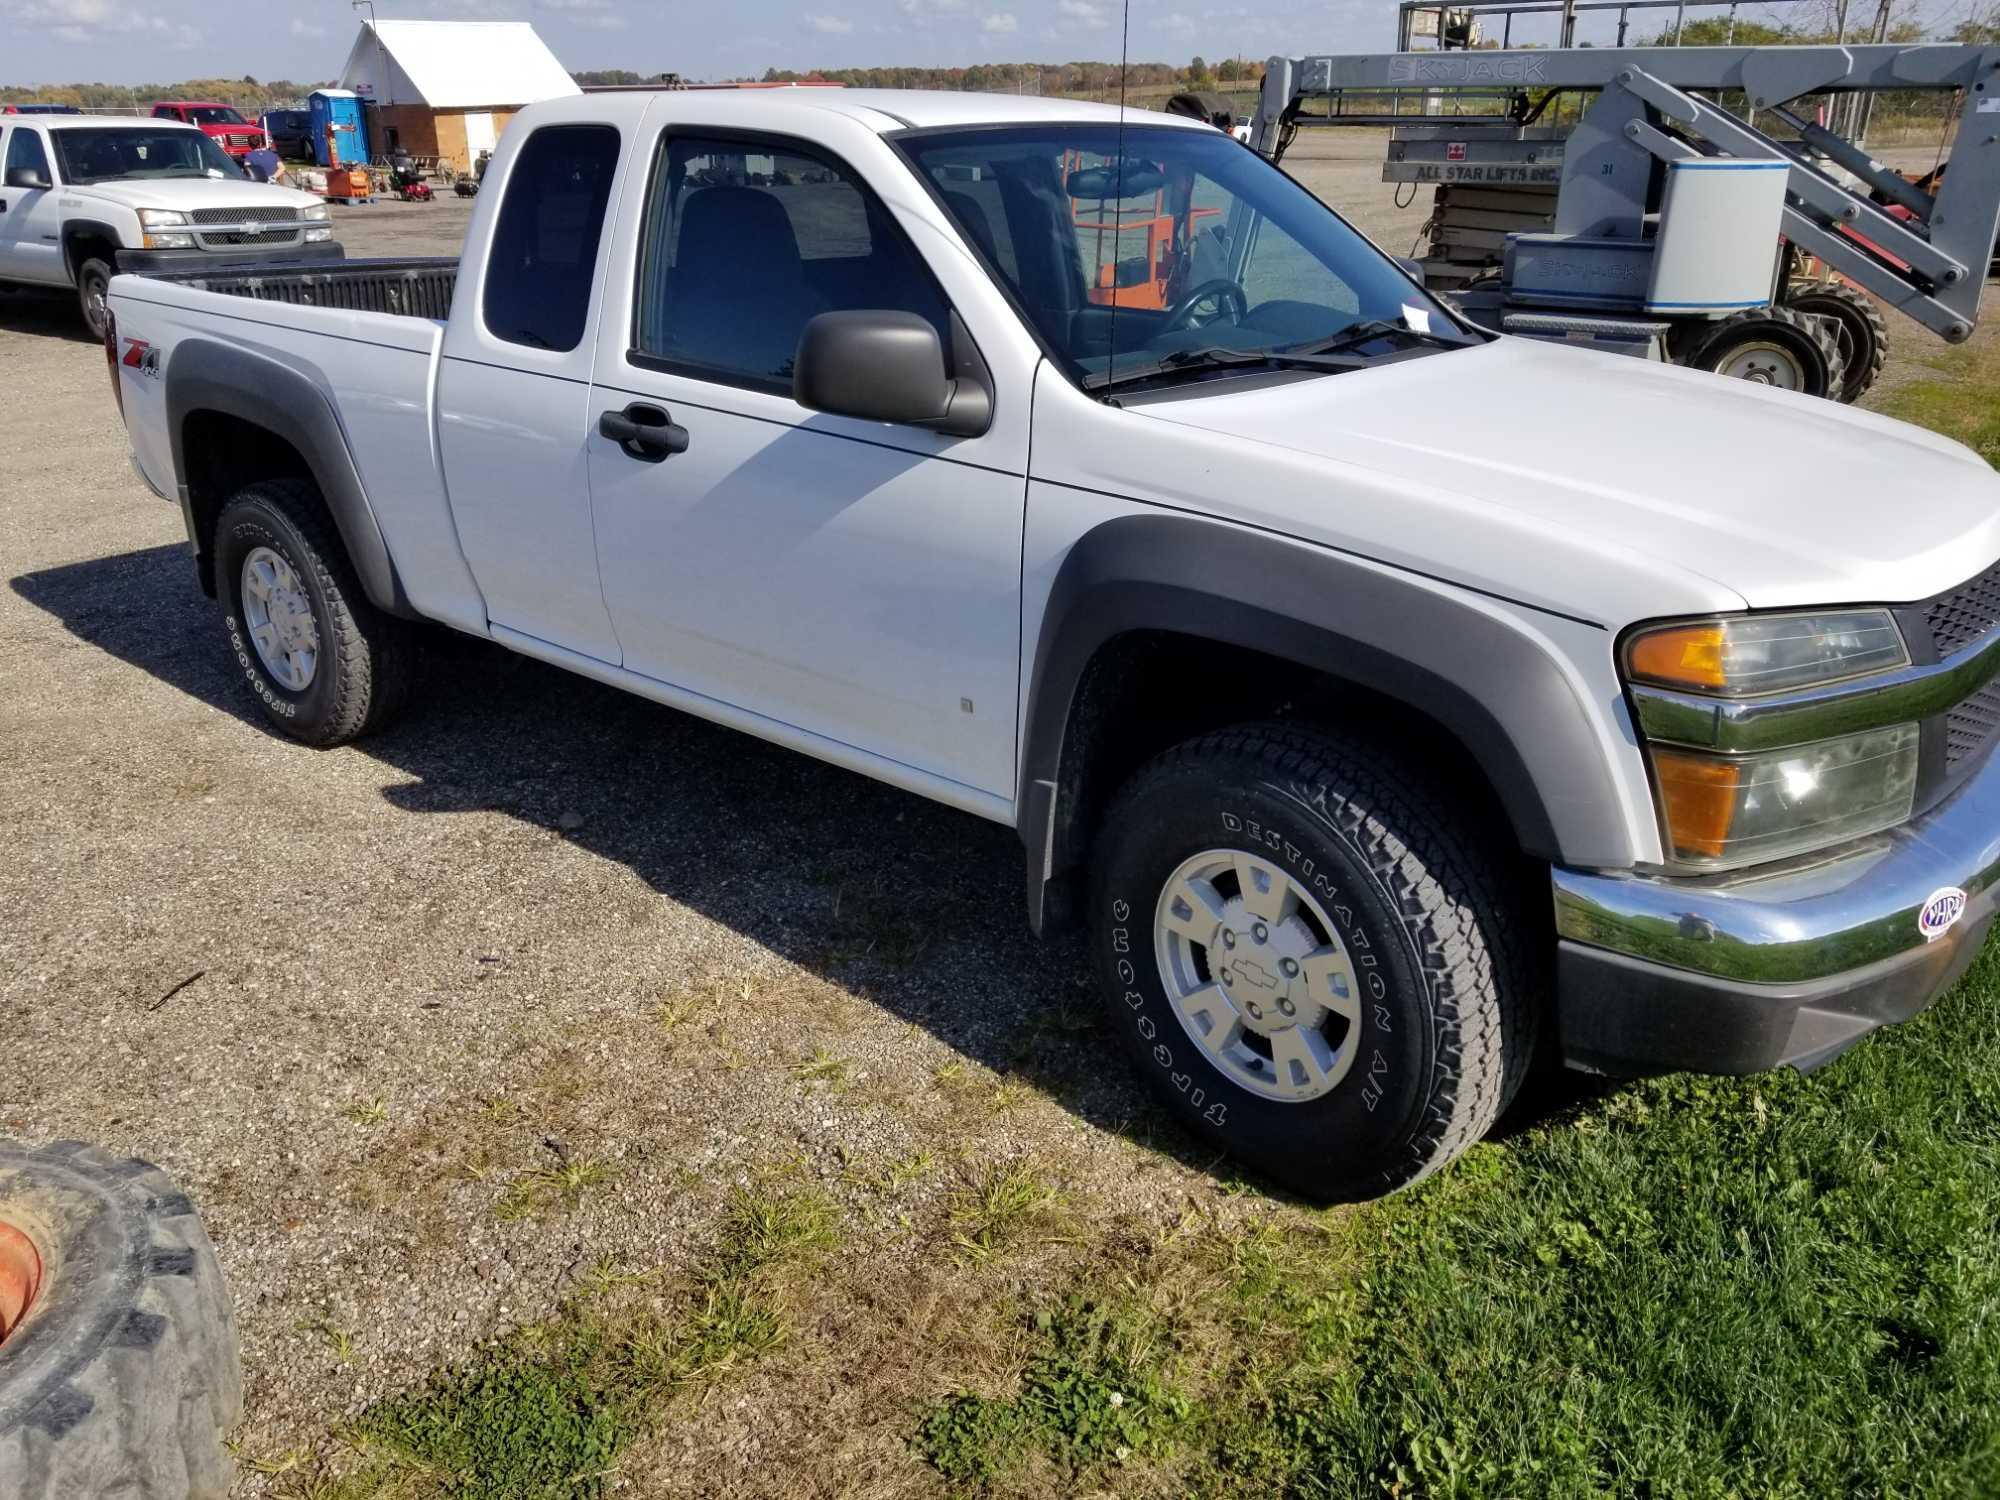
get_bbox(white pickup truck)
[0,114,337,338]
[105,89,2000,1202]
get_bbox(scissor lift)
[1246,29,2000,400]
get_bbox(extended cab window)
[483,124,620,353]
[633,135,949,390]
[5,127,51,183]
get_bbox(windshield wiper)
[1086,344,1367,392]
[1306,318,1462,356]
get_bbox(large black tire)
[214,478,413,746]
[1783,281,1888,404]
[0,1141,241,1499]
[1680,305,1847,401]
[74,258,112,342]
[1088,725,1539,1203]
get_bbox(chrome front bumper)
[1551,735,2000,1075]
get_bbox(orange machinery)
[1067,151,1221,311]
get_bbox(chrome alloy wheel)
[1713,339,1807,389]
[1153,848,1363,1103]
[240,545,319,692]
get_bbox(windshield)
[52,127,242,184]
[184,106,247,126]
[899,123,1477,391]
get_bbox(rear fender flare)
[1018,513,1633,931]
[163,337,413,616]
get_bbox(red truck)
[149,101,269,159]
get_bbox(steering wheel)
[1160,277,1249,334]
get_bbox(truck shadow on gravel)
[14,543,1600,1194]
[0,290,97,344]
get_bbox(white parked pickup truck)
[105,89,2000,1201]
[0,114,337,338]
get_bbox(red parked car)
[149,101,269,159]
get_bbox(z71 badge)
[120,337,161,377]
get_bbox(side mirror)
[794,310,991,438]
[1396,255,1428,288]
[5,166,51,191]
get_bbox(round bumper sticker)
[1918,887,1969,943]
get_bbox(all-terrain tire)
[1088,724,1540,1203]
[1782,281,1889,404]
[1680,305,1847,401]
[214,478,413,746]
[75,258,113,343]
[0,1141,241,1499]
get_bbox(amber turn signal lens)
[1627,624,1728,691]
[1651,748,1742,860]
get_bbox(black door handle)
[598,402,688,463]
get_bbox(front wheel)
[74,257,112,341]
[1088,725,1538,1202]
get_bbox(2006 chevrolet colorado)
[104,88,2000,1202]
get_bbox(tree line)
[0,76,326,110]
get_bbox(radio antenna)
[1105,0,1131,390]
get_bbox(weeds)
[948,1159,1065,1264]
[790,1046,850,1090]
[493,1157,614,1223]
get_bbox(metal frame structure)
[1398,0,1817,52]
[1250,43,2000,347]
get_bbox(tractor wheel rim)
[240,545,319,692]
[1715,339,1807,390]
[1152,847,1363,1103]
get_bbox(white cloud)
[1154,11,1195,37]
[538,0,623,23]
[802,11,853,30]
[980,9,1016,30]
[289,15,328,38]
[896,0,970,19]
[3,0,202,47]
[1055,0,1111,29]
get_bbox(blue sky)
[0,0,1913,87]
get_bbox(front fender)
[1019,512,1636,931]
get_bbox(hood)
[69,178,320,214]
[1126,336,2000,620]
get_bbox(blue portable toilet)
[308,89,368,167]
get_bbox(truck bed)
[123,256,459,320]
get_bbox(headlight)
[138,208,190,228]
[300,203,331,223]
[304,226,333,242]
[1650,724,1920,868]
[1627,610,1908,697]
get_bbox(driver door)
[584,127,1028,806]
[0,127,63,286]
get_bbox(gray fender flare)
[1017,513,1633,932]
[164,337,414,616]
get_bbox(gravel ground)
[0,131,1991,1496]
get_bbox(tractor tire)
[1783,281,1889,404]
[1087,724,1540,1204]
[1681,305,1847,401]
[0,1141,241,1500]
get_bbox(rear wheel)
[1782,281,1888,404]
[213,479,413,746]
[1682,306,1846,401]
[1088,724,1538,1203]
[74,257,112,341]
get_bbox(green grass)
[319,1185,840,1498]
[916,946,2000,1495]
[1873,341,2000,469]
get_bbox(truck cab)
[149,102,270,161]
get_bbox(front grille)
[1925,557,2000,658]
[197,227,302,247]
[191,206,296,226]
[1947,678,2000,768]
